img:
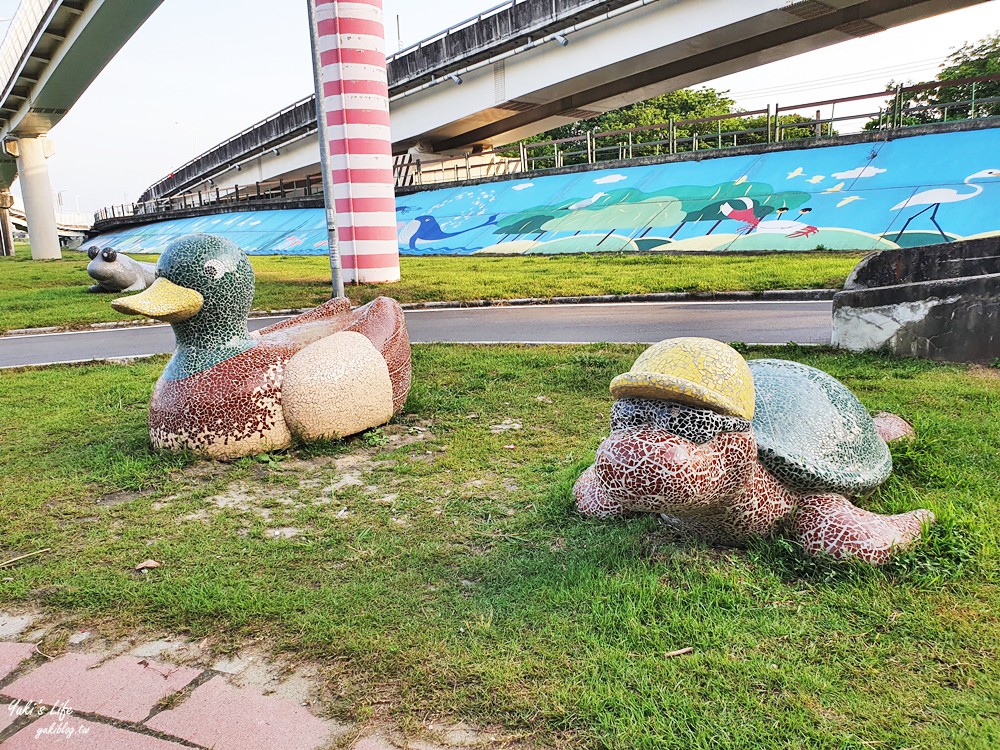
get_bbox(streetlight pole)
[306,0,400,293]
[306,0,345,299]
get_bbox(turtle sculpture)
[574,338,934,564]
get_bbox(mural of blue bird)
[398,214,498,250]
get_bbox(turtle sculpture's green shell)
[747,359,891,496]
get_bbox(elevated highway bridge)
[0,0,163,258]
[140,0,989,204]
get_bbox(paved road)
[0,301,832,369]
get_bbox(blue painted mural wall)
[91,128,1000,256]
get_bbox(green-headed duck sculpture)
[575,337,934,565]
[111,234,411,460]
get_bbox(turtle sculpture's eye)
[102,249,117,262]
[87,247,99,260]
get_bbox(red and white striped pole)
[308,0,400,289]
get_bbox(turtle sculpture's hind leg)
[791,493,934,565]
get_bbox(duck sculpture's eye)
[87,247,99,260]
[203,258,235,280]
[203,260,224,280]
[102,249,117,262]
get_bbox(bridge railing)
[513,76,1000,169]
[388,0,524,62]
[394,153,525,187]
[386,0,631,93]
[98,75,1000,224]
[0,0,56,103]
[96,173,326,224]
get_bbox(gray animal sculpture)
[85,247,157,293]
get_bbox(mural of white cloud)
[832,166,887,179]
[512,183,535,191]
[594,174,627,184]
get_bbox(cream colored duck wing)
[252,297,355,348]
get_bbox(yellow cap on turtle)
[609,337,755,419]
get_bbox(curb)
[399,288,837,309]
[1,341,833,370]
[0,288,836,337]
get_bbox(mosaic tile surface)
[610,337,756,420]
[111,234,411,460]
[282,331,395,442]
[575,338,933,564]
[611,399,751,444]
[872,411,917,443]
[748,359,892,495]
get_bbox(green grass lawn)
[0,249,862,333]
[0,345,997,748]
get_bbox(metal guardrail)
[102,75,1000,224]
[387,0,526,62]
[97,173,324,223]
[514,77,1000,169]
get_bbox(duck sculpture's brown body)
[148,297,411,459]
[112,235,412,460]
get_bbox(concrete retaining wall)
[833,237,1000,363]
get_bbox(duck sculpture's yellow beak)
[112,277,204,323]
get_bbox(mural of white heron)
[891,168,1000,241]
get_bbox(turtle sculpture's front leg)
[790,494,934,565]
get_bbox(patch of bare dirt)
[95,487,160,507]
[173,426,436,533]
[969,364,1000,381]
[382,421,436,448]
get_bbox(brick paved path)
[0,641,341,749]
[0,615,499,750]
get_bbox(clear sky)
[1,0,997,215]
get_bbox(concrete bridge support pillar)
[309,0,400,285]
[0,190,14,256]
[7,137,61,260]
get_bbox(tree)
[866,33,1000,129]
[533,88,738,141]
[933,33,1000,117]
[507,88,822,164]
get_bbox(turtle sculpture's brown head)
[593,428,757,514]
